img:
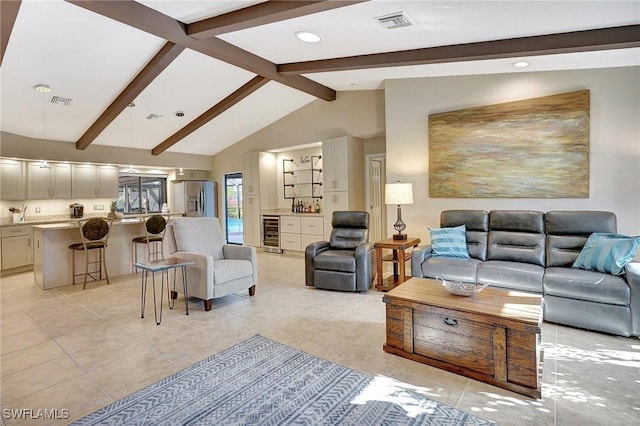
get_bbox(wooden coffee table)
[383,277,543,398]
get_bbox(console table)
[374,237,420,291]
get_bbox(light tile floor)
[1,252,639,425]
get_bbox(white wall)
[385,66,640,243]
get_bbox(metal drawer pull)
[443,317,458,327]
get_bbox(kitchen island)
[31,214,183,289]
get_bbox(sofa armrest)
[171,251,214,300]
[625,262,640,335]
[305,241,331,286]
[411,245,433,277]
[355,242,377,291]
[223,244,257,283]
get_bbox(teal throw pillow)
[572,233,640,276]
[429,225,470,258]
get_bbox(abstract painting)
[428,90,590,198]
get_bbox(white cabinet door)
[281,233,301,251]
[72,164,98,198]
[51,163,72,198]
[322,137,349,192]
[242,195,261,247]
[0,159,26,200]
[1,226,33,269]
[28,162,52,199]
[96,165,118,198]
[72,164,116,198]
[243,152,259,196]
[323,191,350,239]
[28,162,71,199]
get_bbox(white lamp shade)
[385,182,413,205]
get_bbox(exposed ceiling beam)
[76,42,185,150]
[65,0,336,101]
[1,0,21,67]
[186,0,367,39]
[152,76,269,155]
[278,25,640,74]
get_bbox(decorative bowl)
[435,276,488,297]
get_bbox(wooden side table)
[374,237,420,291]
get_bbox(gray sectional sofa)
[411,210,640,337]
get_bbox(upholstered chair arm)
[305,241,331,286]
[223,244,258,283]
[625,262,640,336]
[171,251,214,300]
[411,245,433,277]
[355,242,376,291]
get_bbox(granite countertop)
[261,209,324,217]
[1,212,185,228]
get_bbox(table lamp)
[385,182,413,240]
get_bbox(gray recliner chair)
[305,211,376,292]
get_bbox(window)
[118,175,167,215]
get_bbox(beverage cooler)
[262,215,282,253]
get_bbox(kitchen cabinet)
[0,158,26,200]
[27,162,72,199]
[242,152,277,248]
[1,226,33,270]
[72,164,118,198]
[321,136,365,239]
[243,195,261,247]
[280,215,324,252]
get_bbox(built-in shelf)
[283,155,322,199]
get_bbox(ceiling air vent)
[375,11,414,29]
[146,114,163,120]
[50,96,73,106]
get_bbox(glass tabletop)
[134,257,195,272]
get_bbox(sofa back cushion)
[440,210,489,261]
[171,217,225,260]
[545,211,617,267]
[487,210,546,266]
[330,211,369,249]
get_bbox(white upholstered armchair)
[164,217,257,311]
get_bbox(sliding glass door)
[225,173,243,244]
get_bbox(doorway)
[366,154,386,243]
[224,172,243,244]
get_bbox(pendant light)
[176,111,185,176]
[33,84,51,169]
[127,102,135,173]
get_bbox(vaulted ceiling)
[1,0,639,157]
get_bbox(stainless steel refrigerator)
[171,181,217,217]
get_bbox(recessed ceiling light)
[295,31,321,43]
[513,61,530,68]
[350,83,359,88]
[33,83,51,93]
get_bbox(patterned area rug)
[73,335,496,425]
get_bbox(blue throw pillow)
[429,225,470,258]
[572,233,640,276]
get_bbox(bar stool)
[132,215,168,272]
[68,218,113,289]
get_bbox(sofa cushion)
[572,233,640,276]
[544,267,630,305]
[172,217,225,260]
[213,259,253,284]
[441,210,489,261]
[429,225,470,258]
[487,231,546,267]
[313,250,356,273]
[477,260,544,293]
[545,211,617,267]
[420,256,481,283]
